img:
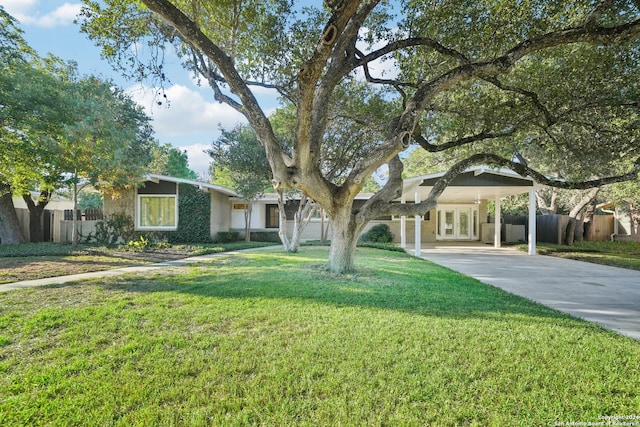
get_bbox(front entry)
[436,206,478,240]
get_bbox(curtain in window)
[140,196,176,227]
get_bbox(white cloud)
[0,1,82,27]
[128,83,247,138]
[182,143,213,179]
[0,0,38,16]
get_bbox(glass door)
[458,209,470,239]
[437,206,478,240]
[443,210,455,238]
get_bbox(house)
[103,174,239,238]
[95,167,539,252]
[225,166,536,252]
[12,193,74,242]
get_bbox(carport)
[397,166,538,256]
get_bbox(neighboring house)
[13,193,74,242]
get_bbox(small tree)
[210,126,271,241]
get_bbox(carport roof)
[400,166,535,204]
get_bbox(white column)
[528,187,537,255]
[494,196,502,248]
[400,195,406,249]
[414,189,422,256]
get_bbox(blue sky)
[0,0,282,178]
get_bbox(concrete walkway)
[0,246,275,293]
[415,243,640,341]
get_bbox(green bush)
[215,231,240,243]
[92,212,136,245]
[127,236,152,251]
[359,224,393,243]
[250,231,281,243]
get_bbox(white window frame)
[435,204,479,240]
[136,194,178,231]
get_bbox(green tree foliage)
[79,0,640,272]
[210,125,272,200]
[1,8,155,243]
[210,125,271,241]
[148,143,198,180]
[78,192,104,210]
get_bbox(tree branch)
[140,0,289,182]
[584,0,616,28]
[412,127,517,152]
[355,37,469,70]
[482,77,555,126]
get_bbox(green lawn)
[1,247,638,426]
[518,240,640,271]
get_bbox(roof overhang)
[400,166,535,203]
[144,174,240,197]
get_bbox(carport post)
[528,187,537,255]
[414,189,421,256]
[494,196,501,248]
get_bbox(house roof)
[196,165,536,204]
[400,165,535,203]
[145,174,240,197]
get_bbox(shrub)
[215,231,240,243]
[93,212,136,245]
[127,235,151,251]
[359,224,393,243]
[250,231,281,243]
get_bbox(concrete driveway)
[415,243,640,341]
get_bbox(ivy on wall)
[157,184,211,243]
[173,183,211,243]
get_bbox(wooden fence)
[63,209,103,221]
[489,214,614,244]
[536,214,613,244]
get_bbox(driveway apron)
[416,244,640,341]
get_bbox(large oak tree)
[80,0,640,272]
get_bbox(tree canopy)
[80,0,640,272]
[1,7,156,243]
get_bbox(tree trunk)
[72,179,79,246]
[320,207,328,243]
[277,190,294,252]
[244,204,252,242]
[22,191,50,243]
[536,189,558,215]
[326,206,365,274]
[631,204,639,235]
[0,184,25,244]
[563,187,600,245]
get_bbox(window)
[138,195,177,230]
[266,204,279,228]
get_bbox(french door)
[437,206,478,240]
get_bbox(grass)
[517,240,640,271]
[1,247,638,426]
[0,241,275,258]
[0,241,276,284]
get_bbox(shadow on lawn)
[44,249,598,331]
